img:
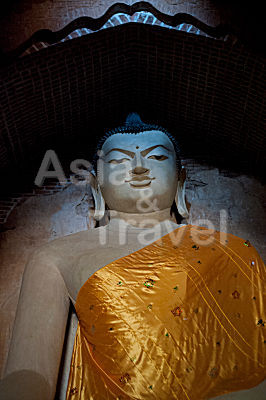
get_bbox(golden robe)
[66,225,266,399]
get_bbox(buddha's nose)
[131,152,149,175]
[132,165,149,175]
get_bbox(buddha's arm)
[0,249,70,400]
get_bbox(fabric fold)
[66,225,265,400]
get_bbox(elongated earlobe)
[90,182,105,221]
[79,170,105,221]
[175,167,189,219]
[71,170,106,222]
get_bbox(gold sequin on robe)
[66,225,266,399]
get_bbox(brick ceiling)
[0,1,265,189]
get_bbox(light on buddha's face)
[98,130,178,213]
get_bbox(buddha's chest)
[68,243,146,302]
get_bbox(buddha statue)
[0,114,265,400]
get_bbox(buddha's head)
[90,113,188,221]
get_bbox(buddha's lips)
[126,176,155,188]
[125,176,155,182]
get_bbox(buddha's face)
[99,130,178,213]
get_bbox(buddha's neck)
[108,208,173,228]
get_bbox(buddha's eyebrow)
[105,144,171,158]
[141,145,171,157]
[105,148,135,158]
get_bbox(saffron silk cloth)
[66,225,266,400]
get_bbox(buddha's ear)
[87,170,98,190]
[175,167,190,219]
[89,171,106,221]
[71,169,105,221]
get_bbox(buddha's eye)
[148,155,168,161]
[108,158,130,164]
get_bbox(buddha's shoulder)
[187,225,265,264]
[188,225,255,246]
[30,226,107,261]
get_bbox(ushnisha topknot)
[124,112,145,126]
[93,112,182,172]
